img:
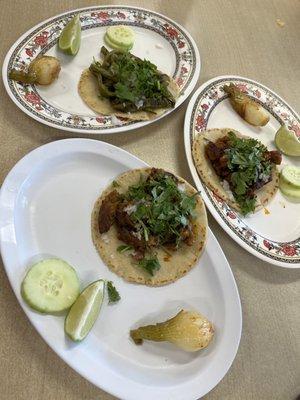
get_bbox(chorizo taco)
[192,128,282,214]
[79,46,180,121]
[91,168,207,286]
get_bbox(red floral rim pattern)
[190,77,300,263]
[7,6,197,131]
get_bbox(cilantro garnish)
[89,47,175,112]
[138,256,161,276]
[225,132,272,214]
[117,245,133,253]
[125,171,197,247]
[107,281,120,304]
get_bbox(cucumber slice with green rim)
[106,25,134,48]
[65,280,105,342]
[21,259,80,313]
[279,177,300,199]
[104,33,133,51]
[281,166,300,188]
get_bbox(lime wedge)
[58,15,81,56]
[65,280,104,341]
[281,166,300,188]
[275,125,300,156]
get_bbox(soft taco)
[79,46,180,121]
[91,168,207,286]
[192,128,282,214]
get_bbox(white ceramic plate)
[2,5,200,134]
[0,139,241,400]
[184,75,300,268]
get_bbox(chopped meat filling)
[98,190,121,233]
[98,168,196,258]
[205,136,282,197]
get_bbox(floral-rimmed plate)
[2,5,200,134]
[184,75,300,268]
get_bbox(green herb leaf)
[224,132,273,215]
[117,245,133,253]
[138,256,161,276]
[107,281,121,304]
[89,48,175,113]
[112,180,120,187]
[124,170,198,248]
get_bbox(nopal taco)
[192,128,282,215]
[91,168,207,286]
[79,46,180,122]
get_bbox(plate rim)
[2,4,201,135]
[0,138,242,400]
[184,74,300,269]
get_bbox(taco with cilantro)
[79,46,180,121]
[192,128,282,215]
[91,168,207,286]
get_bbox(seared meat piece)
[132,251,145,261]
[205,141,223,161]
[98,190,120,234]
[116,202,136,229]
[147,168,178,183]
[219,154,228,168]
[117,226,146,253]
[265,150,282,165]
[181,226,194,246]
[215,136,230,150]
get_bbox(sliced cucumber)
[21,259,80,314]
[106,25,134,48]
[104,33,133,51]
[279,177,300,199]
[281,166,300,188]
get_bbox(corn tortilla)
[79,69,180,121]
[91,168,207,286]
[192,128,279,212]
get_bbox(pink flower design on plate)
[164,25,178,39]
[254,89,261,98]
[25,92,41,105]
[25,48,34,57]
[117,12,126,19]
[281,245,296,256]
[178,41,185,48]
[236,83,247,92]
[181,66,188,74]
[96,116,105,124]
[92,11,109,19]
[34,33,48,46]
[176,77,183,86]
[289,124,300,137]
[201,103,209,111]
[196,114,206,129]
[227,211,236,219]
[263,239,272,249]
